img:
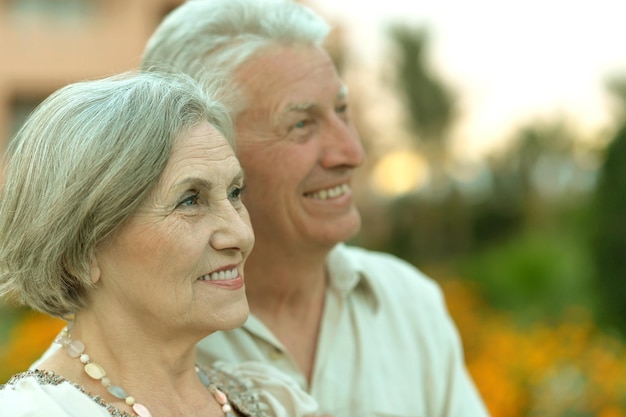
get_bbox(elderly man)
[142,1,490,416]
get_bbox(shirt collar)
[326,243,380,311]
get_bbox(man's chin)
[316,214,362,245]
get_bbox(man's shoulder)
[336,245,456,340]
[335,244,442,297]
[340,244,410,262]
[337,244,435,280]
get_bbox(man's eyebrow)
[337,84,349,101]
[274,85,349,126]
[274,101,317,126]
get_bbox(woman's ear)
[90,252,101,284]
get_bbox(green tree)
[590,125,626,333]
[489,119,578,230]
[381,24,462,263]
[388,24,456,196]
[582,76,626,332]
[606,76,626,121]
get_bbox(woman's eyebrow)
[173,168,245,189]
[232,169,245,184]
[173,177,214,190]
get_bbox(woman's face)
[91,121,254,337]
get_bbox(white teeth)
[198,267,238,281]
[307,184,350,200]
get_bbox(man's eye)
[286,118,316,142]
[294,120,308,129]
[336,104,348,114]
[178,193,199,207]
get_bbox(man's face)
[233,44,365,252]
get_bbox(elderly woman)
[0,71,317,417]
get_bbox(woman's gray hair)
[141,0,330,112]
[0,70,232,318]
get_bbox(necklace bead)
[65,340,84,358]
[56,325,235,417]
[107,384,129,399]
[84,362,106,379]
[132,402,152,417]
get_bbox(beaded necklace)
[54,326,235,417]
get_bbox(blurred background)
[1,0,626,415]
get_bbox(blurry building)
[0,0,183,151]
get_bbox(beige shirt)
[197,244,490,417]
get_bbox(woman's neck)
[38,317,224,417]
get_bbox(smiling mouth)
[304,184,350,200]
[198,267,238,281]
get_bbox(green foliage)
[0,304,19,333]
[457,229,597,323]
[589,125,626,332]
[0,303,23,353]
[605,75,626,120]
[380,18,611,337]
[388,24,455,145]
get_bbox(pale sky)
[310,0,626,158]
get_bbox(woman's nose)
[209,205,255,253]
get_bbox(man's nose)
[319,117,365,169]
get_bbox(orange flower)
[438,276,626,417]
[0,310,64,383]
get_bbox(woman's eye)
[228,185,246,201]
[178,193,199,207]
